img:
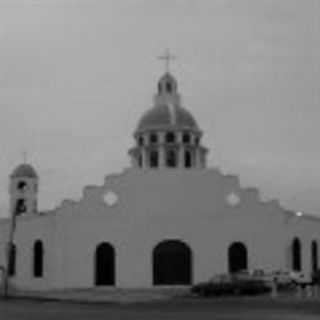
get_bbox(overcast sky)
[0,0,319,217]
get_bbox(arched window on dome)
[166,132,175,143]
[166,150,177,168]
[185,150,192,168]
[182,132,191,144]
[158,82,162,94]
[150,133,158,144]
[33,240,44,278]
[194,136,200,146]
[150,150,159,168]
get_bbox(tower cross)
[158,49,176,73]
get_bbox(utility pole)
[3,208,16,298]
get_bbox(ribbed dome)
[11,163,38,178]
[136,104,199,132]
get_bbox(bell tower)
[9,163,39,216]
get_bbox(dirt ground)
[0,297,320,320]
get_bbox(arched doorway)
[228,242,248,273]
[95,243,115,286]
[292,237,302,271]
[311,241,318,273]
[153,240,192,285]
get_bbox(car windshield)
[210,274,230,283]
[252,270,264,276]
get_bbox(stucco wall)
[0,168,319,290]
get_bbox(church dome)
[130,66,208,170]
[136,72,199,133]
[136,104,199,132]
[11,163,38,178]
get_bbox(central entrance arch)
[228,242,248,273]
[95,242,115,286]
[153,240,192,285]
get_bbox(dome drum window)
[182,132,191,144]
[166,132,176,144]
[150,133,158,144]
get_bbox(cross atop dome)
[158,49,176,73]
[22,150,28,164]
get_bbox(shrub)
[311,269,320,285]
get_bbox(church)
[0,68,320,292]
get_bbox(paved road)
[1,297,320,320]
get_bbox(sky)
[0,0,319,217]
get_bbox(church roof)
[11,163,38,179]
[136,104,199,132]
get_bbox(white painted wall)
[0,167,319,291]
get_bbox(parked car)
[191,274,235,296]
[191,273,271,297]
[270,269,313,288]
[233,269,273,283]
[289,271,312,285]
[271,270,294,286]
[234,278,271,295]
[311,269,320,285]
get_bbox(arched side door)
[95,242,115,286]
[228,242,248,273]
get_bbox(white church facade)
[0,71,320,291]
